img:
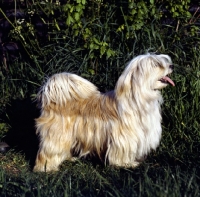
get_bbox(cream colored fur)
[33,53,174,172]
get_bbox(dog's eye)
[154,62,162,67]
[169,65,174,69]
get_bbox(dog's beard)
[33,53,174,172]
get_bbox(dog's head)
[116,53,175,99]
[149,54,175,90]
[134,53,175,90]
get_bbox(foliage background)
[0,0,200,196]
[0,0,199,97]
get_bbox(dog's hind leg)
[33,141,73,172]
[33,151,66,172]
[34,114,75,172]
[33,139,73,172]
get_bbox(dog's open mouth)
[160,75,175,86]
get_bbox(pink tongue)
[162,76,175,86]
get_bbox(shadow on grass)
[3,98,40,169]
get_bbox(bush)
[0,0,198,60]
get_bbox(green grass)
[0,17,200,196]
[0,152,199,196]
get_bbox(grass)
[0,152,199,196]
[0,13,200,197]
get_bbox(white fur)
[33,53,174,172]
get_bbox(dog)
[33,53,175,172]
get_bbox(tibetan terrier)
[33,53,175,172]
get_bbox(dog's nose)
[169,65,174,70]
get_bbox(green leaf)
[150,0,154,4]
[70,6,74,13]
[106,49,115,58]
[74,12,80,21]
[93,37,101,45]
[89,43,99,50]
[88,69,95,75]
[89,43,94,49]
[100,46,106,56]
[66,15,74,26]
[76,4,84,12]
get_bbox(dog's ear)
[115,58,142,98]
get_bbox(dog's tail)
[38,73,98,108]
